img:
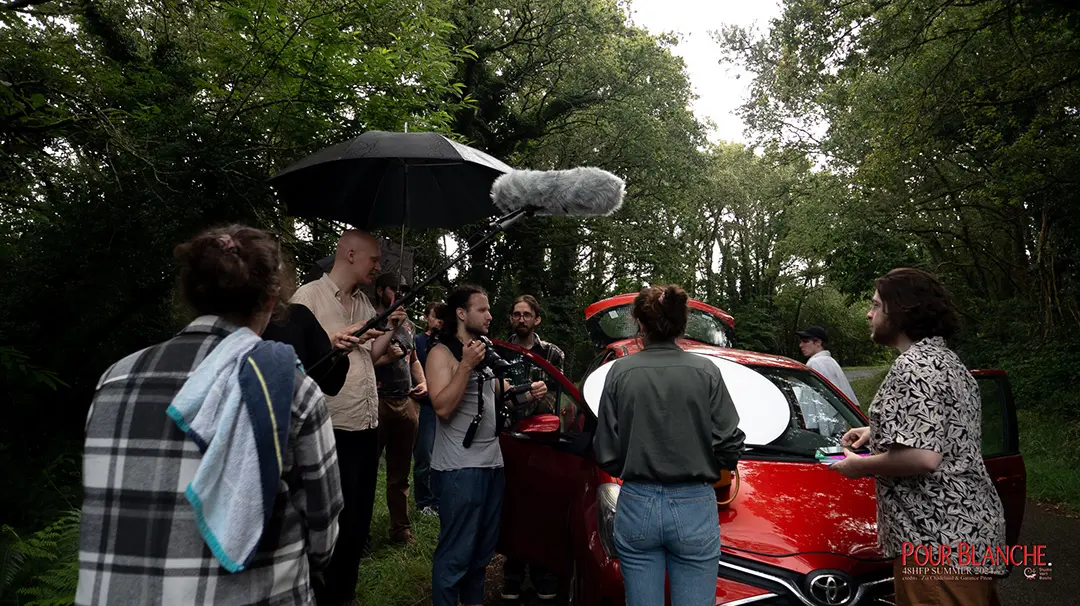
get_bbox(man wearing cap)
[797,326,860,407]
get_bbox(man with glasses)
[501,295,565,601]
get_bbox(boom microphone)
[491,167,625,216]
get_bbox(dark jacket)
[261,304,349,396]
[593,341,745,483]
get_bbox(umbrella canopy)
[269,130,514,230]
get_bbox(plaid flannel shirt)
[76,316,343,606]
[508,332,565,372]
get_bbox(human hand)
[840,427,871,449]
[388,343,405,359]
[342,323,386,346]
[410,382,428,399]
[528,381,547,402]
[330,330,361,351]
[388,307,407,328]
[828,449,867,479]
[461,339,486,370]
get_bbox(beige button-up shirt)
[292,275,379,431]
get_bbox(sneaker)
[420,506,439,518]
[500,582,522,600]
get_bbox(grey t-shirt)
[374,320,414,398]
[431,354,503,471]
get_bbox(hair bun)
[662,285,688,307]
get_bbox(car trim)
[718,558,893,606]
[721,594,779,606]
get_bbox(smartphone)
[818,445,847,456]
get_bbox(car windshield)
[750,366,867,452]
[593,304,732,347]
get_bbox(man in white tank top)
[424,285,547,606]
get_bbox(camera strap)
[437,335,493,445]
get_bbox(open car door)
[973,370,1026,547]
[493,340,596,576]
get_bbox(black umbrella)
[269,130,514,230]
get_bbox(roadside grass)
[846,369,1080,515]
[1015,409,1080,514]
[356,463,508,606]
[356,463,439,606]
[850,368,888,411]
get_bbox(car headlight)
[597,482,620,559]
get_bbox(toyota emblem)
[807,571,852,605]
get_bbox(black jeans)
[315,428,379,605]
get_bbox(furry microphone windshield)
[491,166,625,216]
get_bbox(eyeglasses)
[510,312,535,320]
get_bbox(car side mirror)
[511,414,560,437]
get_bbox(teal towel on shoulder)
[167,327,297,572]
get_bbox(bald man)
[292,229,407,606]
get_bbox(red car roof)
[584,293,735,330]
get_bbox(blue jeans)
[431,467,505,606]
[614,481,720,606]
[413,400,438,509]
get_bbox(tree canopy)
[3,0,1079,545]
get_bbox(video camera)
[474,335,513,376]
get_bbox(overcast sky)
[626,0,783,144]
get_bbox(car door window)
[976,375,1007,457]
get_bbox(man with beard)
[501,295,564,601]
[425,285,548,606]
[829,268,1006,606]
[291,230,406,606]
[371,273,427,545]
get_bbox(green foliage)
[1017,409,1080,512]
[0,348,67,392]
[0,510,80,606]
[849,369,888,414]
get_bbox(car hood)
[719,459,886,572]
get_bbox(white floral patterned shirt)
[869,337,1006,576]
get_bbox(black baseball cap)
[796,326,829,342]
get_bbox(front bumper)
[718,554,895,606]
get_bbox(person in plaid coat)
[76,225,344,606]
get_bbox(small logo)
[1024,562,1053,581]
[807,571,852,605]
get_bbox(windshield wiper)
[742,444,818,459]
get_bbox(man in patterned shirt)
[829,268,1005,606]
[76,225,343,605]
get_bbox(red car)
[493,294,1026,606]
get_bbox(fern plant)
[0,510,80,606]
